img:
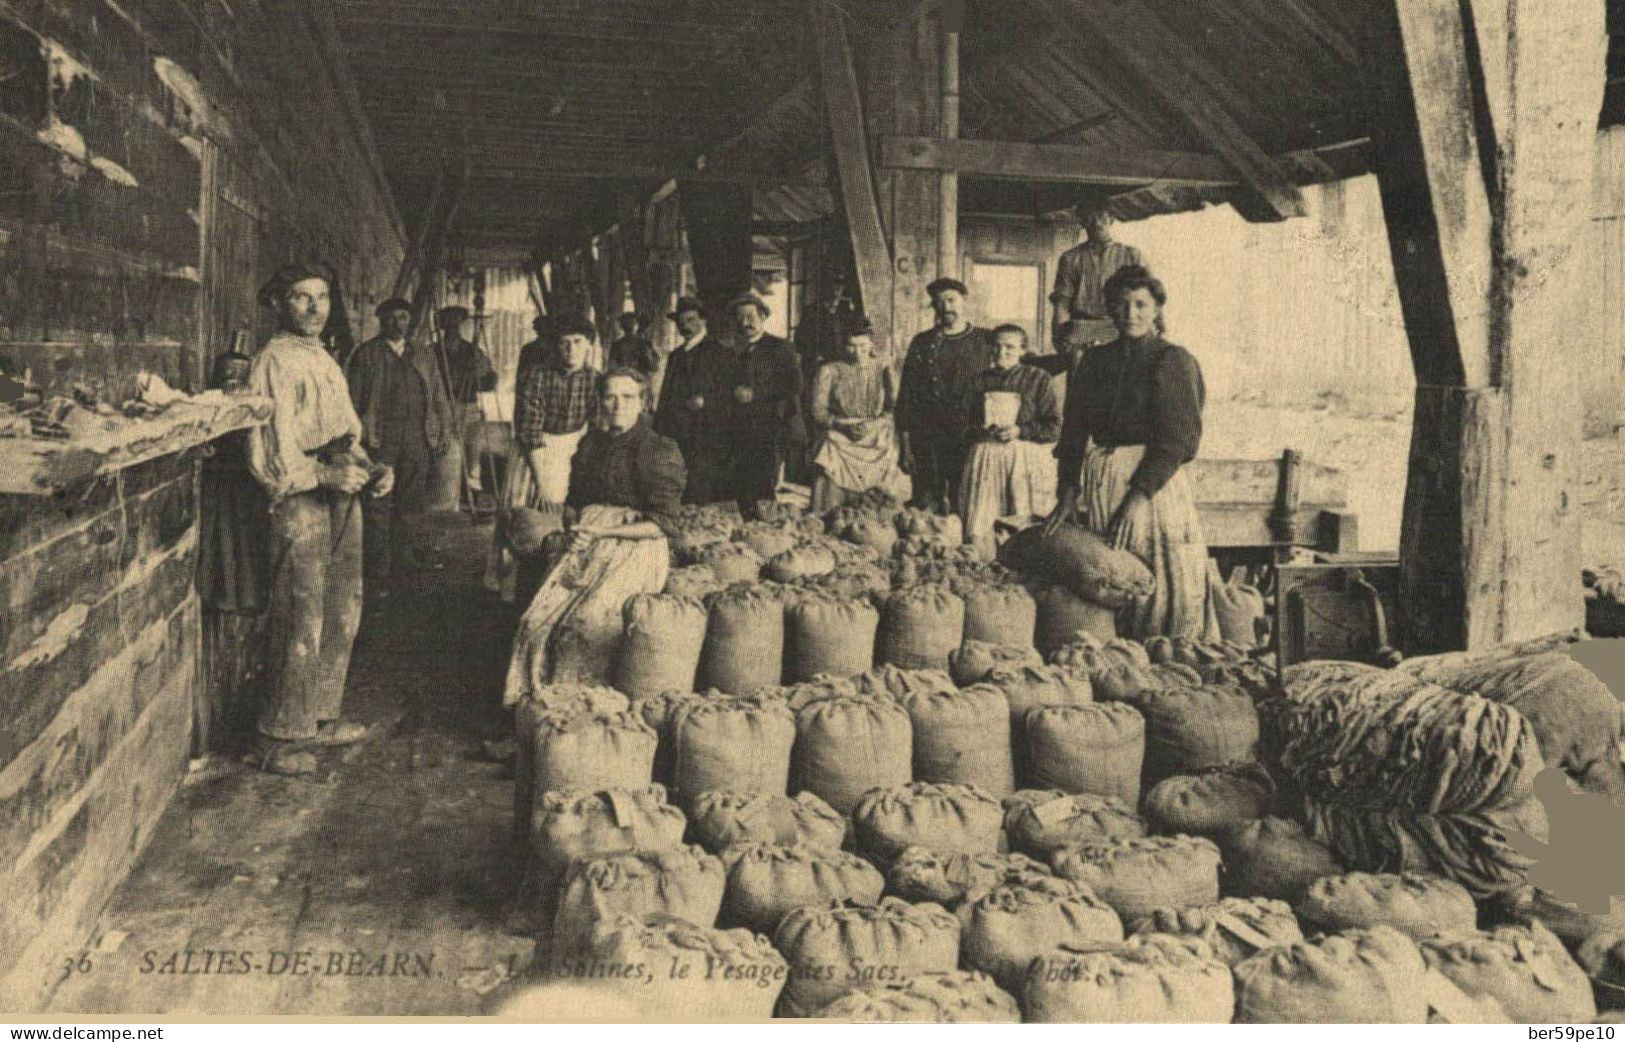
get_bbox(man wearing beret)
[895,277,996,514]
[347,297,456,601]
[435,305,498,501]
[728,291,803,518]
[246,263,392,775]
[654,296,738,505]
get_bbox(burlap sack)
[553,846,726,957]
[531,710,657,798]
[1021,933,1235,1024]
[1023,701,1145,801]
[1209,564,1266,648]
[884,846,1050,906]
[579,913,788,1021]
[1052,835,1223,931]
[529,786,688,888]
[812,561,893,602]
[810,971,1020,1023]
[1088,661,1206,707]
[720,842,885,935]
[615,593,708,699]
[785,591,879,682]
[773,897,962,1017]
[793,693,913,815]
[959,875,1125,992]
[998,522,1155,608]
[1143,763,1275,838]
[664,564,724,600]
[670,692,796,806]
[894,507,963,547]
[986,665,1087,726]
[948,641,1043,687]
[1422,922,1595,1024]
[1135,896,1304,967]
[629,689,703,790]
[766,545,838,583]
[783,676,861,712]
[1001,790,1145,859]
[851,782,1005,866]
[837,514,900,557]
[852,665,956,701]
[514,686,632,843]
[1138,684,1260,785]
[878,584,966,671]
[1050,636,1151,673]
[1232,925,1428,1023]
[961,583,1038,648]
[1492,885,1625,952]
[900,683,1016,796]
[688,790,847,854]
[698,586,786,694]
[694,541,764,587]
[670,520,735,565]
[1297,872,1477,940]
[1033,584,1120,655]
[734,521,797,561]
[1219,817,1342,903]
[1144,634,1253,671]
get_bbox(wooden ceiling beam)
[1034,0,1307,221]
[881,135,1239,187]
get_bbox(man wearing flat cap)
[895,276,996,514]
[245,262,392,776]
[654,296,738,504]
[728,291,803,518]
[1035,197,1147,376]
[347,297,457,601]
[435,305,497,501]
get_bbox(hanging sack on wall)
[851,782,1006,867]
[773,898,962,1017]
[670,691,796,807]
[616,593,708,699]
[719,842,886,936]
[1134,896,1304,967]
[959,875,1125,993]
[810,970,1020,1023]
[1051,834,1223,931]
[878,584,966,671]
[900,683,1016,796]
[1020,933,1235,1024]
[698,585,786,694]
[553,846,726,957]
[1023,701,1146,801]
[785,590,879,682]
[792,693,913,816]
[688,789,848,854]
[885,846,1053,908]
[1001,789,1145,859]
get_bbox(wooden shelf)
[0,394,272,496]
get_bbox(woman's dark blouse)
[566,419,687,537]
[963,363,1061,445]
[1054,334,1206,496]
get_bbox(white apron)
[957,439,1058,560]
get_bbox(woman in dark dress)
[503,368,687,703]
[1043,266,1220,640]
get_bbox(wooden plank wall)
[0,0,404,1008]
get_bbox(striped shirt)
[515,365,598,449]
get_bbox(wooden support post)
[1034,0,1307,222]
[680,179,754,326]
[809,0,897,349]
[938,12,960,282]
[1371,0,1604,651]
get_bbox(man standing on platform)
[1032,198,1146,376]
[728,291,803,518]
[246,262,391,776]
[435,305,497,501]
[895,277,995,514]
[348,297,456,603]
[607,312,659,379]
[654,296,737,505]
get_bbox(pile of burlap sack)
[495,495,1623,1023]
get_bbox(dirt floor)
[43,519,533,1017]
